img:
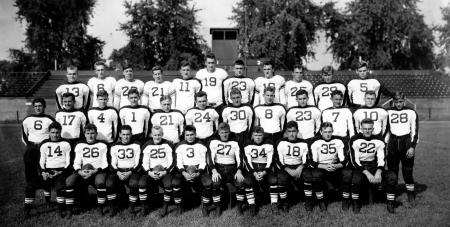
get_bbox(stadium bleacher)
[0,72,49,97]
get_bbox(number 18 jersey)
[276,138,309,167]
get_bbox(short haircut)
[263,61,273,67]
[234,59,245,66]
[230,88,242,97]
[361,118,374,125]
[293,63,305,72]
[206,53,216,60]
[120,125,132,133]
[97,90,109,97]
[393,91,406,100]
[152,65,163,72]
[285,121,298,131]
[365,90,376,97]
[152,125,163,133]
[195,91,207,99]
[331,90,344,98]
[321,65,334,74]
[180,60,190,68]
[32,97,46,108]
[67,65,78,72]
[122,63,132,71]
[160,95,172,102]
[218,122,230,132]
[263,86,275,94]
[128,88,140,97]
[48,122,62,131]
[295,89,308,97]
[94,61,105,68]
[252,126,264,134]
[357,61,368,69]
[84,124,97,133]
[62,92,75,101]
[184,125,196,134]
[320,122,333,130]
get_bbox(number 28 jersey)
[314,82,347,111]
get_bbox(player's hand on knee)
[212,169,221,183]
[182,171,192,181]
[42,172,49,180]
[374,170,382,184]
[235,170,245,183]
[149,171,159,179]
[406,147,415,158]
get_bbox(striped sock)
[406,184,415,192]
[316,191,324,200]
[139,188,147,202]
[342,192,350,199]
[386,193,395,201]
[163,189,172,202]
[270,185,278,204]
[351,193,359,200]
[246,188,255,205]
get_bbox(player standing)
[107,125,142,216]
[222,60,255,105]
[286,89,321,139]
[87,61,116,107]
[114,64,144,109]
[65,124,108,218]
[254,86,286,142]
[348,119,397,213]
[151,95,185,143]
[142,65,173,112]
[55,93,87,148]
[353,91,388,136]
[314,66,347,111]
[322,90,355,140]
[283,64,314,108]
[119,88,151,143]
[87,90,119,144]
[172,61,202,114]
[185,91,219,142]
[195,53,228,108]
[55,65,90,110]
[253,61,285,106]
[386,92,419,203]
[221,88,254,144]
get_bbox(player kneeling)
[274,121,309,213]
[107,125,142,217]
[308,122,349,212]
[65,124,108,218]
[24,122,71,217]
[139,126,176,217]
[207,123,245,217]
[347,118,397,213]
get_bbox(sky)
[0,0,449,70]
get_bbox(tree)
[111,0,207,70]
[13,0,104,70]
[232,0,324,70]
[324,0,434,70]
[436,4,450,70]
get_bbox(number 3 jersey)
[110,142,141,170]
[175,140,207,171]
[208,138,241,167]
[286,106,321,139]
[275,138,309,168]
[73,141,108,170]
[349,134,385,169]
[55,109,87,140]
[141,139,175,171]
[185,107,219,139]
[39,139,71,169]
[309,136,346,167]
[244,140,274,171]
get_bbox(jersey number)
[321,86,337,96]
[360,83,368,92]
[122,86,137,96]
[34,120,43,130]
[97,84,105,91]
[82,147,99,158]
[263,83,275,90]
[118,148,134,159]
[295,110,312,121]
[230,110,246,120]
[179,82,190,92]
[331,112,340,122]
[364,111,378,121]
[203,77,216,86]
[131,112,137,122]
[150,148,166,158]
[66,87,80,97]
[286,145,301,157]
[160,115,174,125]
[151,87,164,96]
[391,113,408,123]
[62,115,75,126]
[251,148,267,158]
[97,113,105,123]
[186,148,195,158]
[194,112,211,122]
[231,81,247,91]
[290,87,307,96]
[320,143,336,154]
[47,146,62,157]
[217,144,232,155]
[265,109,273,119]
[359,142,375,153]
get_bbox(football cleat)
[249,204,257,217]
[282,202,289,213]
[407,191,416,203]
[352,200,361,214]
[304,200,314,212]
[318,200,327,212]
[342,199,351,211]
[387,201,395,214]
[201,204,209,217]
[236,202,243,215]
[109,206,119,217]
[159,202,169,218]
[270,203,279,215]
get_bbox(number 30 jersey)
[222,105,254,134]
[208,138,241,167]
[110,142,141,170]
[276,138,309,167]
[151,110,185,143]
[175,140,207,171]
[73,141,108,170]
[39,139,71,169]
[286,106,321,139]
[87,107,119,143]
[244,140,274,171]
[141,139,175,171]
[309,136,346,167]
[349,134,385,169]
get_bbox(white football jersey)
[185,107,219,139]
[22,114,55,145]
[151,110,185,143]
[254,75,285,106]
[141,139,174,171]
[55,82,90,110]
[310,136,346,165]
[322,107,355,138]
[73,141,108,170]
[175,141,207,170]
[172,78,202,114]
[55,110,87,139]
[244,141,274,170]
[286,106,321,139]
[114,78,144,109]
[87,107,119,143]
[209,139,241,166]
[87,76,116,107]
[283,80,315,108]
[196,68,228,107]
[222,105,254,134]
[142,81,173,111]
[254,104,286,134]
[276,138,309,166]
[119,105,151,135]
[386,107,419,146]
[314,82,347,111]
[110,142,141,169]
[347,78,381,106]
[350,134,385,168]
[39,139,71,169]
[222,76,256,104]
[353,107,388,135]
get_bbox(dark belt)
[118,168,133,172]
[390,134,410,138]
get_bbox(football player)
[348,119,397,213]
[386,92,419,203]
[283,64,314,108]
[243,126,277,215]
[142,65,174,112]
[185,91,219,142]
[65,124,108,218]
[172,61,202,114]
[107,125,142,216]
[221,88,254,144]
[151,95,185,143]
[87,61,116,107]
[139,126,176,217]
[314,66,347,111]
[322,90,355,141]
[56,65,90,110]
[196,53,228,108]
[286,89,321,139]
[222,59,255,105]
[274,121,309,212]
[24,122,70,217]
[206,123,245,216]
[253,61,285,106]
[353,91,388,136]
[254,86,286,142]
[347,61,393,109]
[22,98,55,206]
[55,93,87,148]
[172,125,209,216]
[309,122,349,212]
[87,90,119,144]
[119,88,151,143]
[114,63,145,109]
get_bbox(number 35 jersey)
[39,139,71,169]
[175,141,207,171]
[110,142,141,170]
[309,136,346,166]
[349,134,385,169]
[276,138,309,167]
[141,139,175,171]
[73,141,108,170]
[244,140,274,171]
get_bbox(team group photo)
[1,0,450,226]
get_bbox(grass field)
[1,122,449,227]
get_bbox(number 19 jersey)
[196,68,228,107]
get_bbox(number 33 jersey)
[349,134,385,169]
[110,142,141,169]
[175,141,207,171]
[73,141,108,170]
[141,139,175,171]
